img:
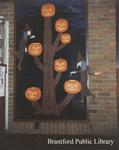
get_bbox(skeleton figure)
[15,23,35,71]
[70,52,101,101]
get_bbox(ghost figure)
[77,60,93,100]
[70,60,87,75]
[77,60,87,71]
[15,23,35,71]
[77,59,101,101]
[70,55,101,101]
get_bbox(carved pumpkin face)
[25,87,41,102]
[60,33,71,44]
[28,43,42,56]
[41,3,55,17]
[54,58,67,72]
[64,80,81,94]
[55,19,68,33]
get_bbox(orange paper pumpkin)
[60,33,71,44]
[64,80,81,94]
[41,3,55,17]
[54,58,67,72]
[25,87,41,102]
[28,43,42,56]
[55,19,68,33]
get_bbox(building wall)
[88,0,118,135]
[0,0,118,135]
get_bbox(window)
[15,0,88,120]
[0,16,9,129]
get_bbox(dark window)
[15,0,88,120]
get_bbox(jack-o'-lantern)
[55,19,68,33]
[60,33,71,44]
[25,87,41,102]
[41,3,55,17]
[64,80,81,94]
[28,43,42,56]
[54,58,67,72]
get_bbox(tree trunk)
[33,18,74,115]
[42,55,58,114]
[42,18,58,114]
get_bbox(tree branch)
[53,33,68,52]
[59,94,74,113]
[31,102,41,112]
[33,56,43,71]
[53,33,62,50]
[54,72,62,86]
[56,44,66,52]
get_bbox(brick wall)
[0,0,118,135]
[88,0,118,135]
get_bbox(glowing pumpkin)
[54,58,67,72]
[60,33,71,44]
[41,3,55,17]
[64,80,81,94]
[25,87,41,102]
[28,43,42,56]
[55,19,68,33]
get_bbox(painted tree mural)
[24,3,82,116]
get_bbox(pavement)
[0,133,119,150]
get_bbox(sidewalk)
[0,133,119,150]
